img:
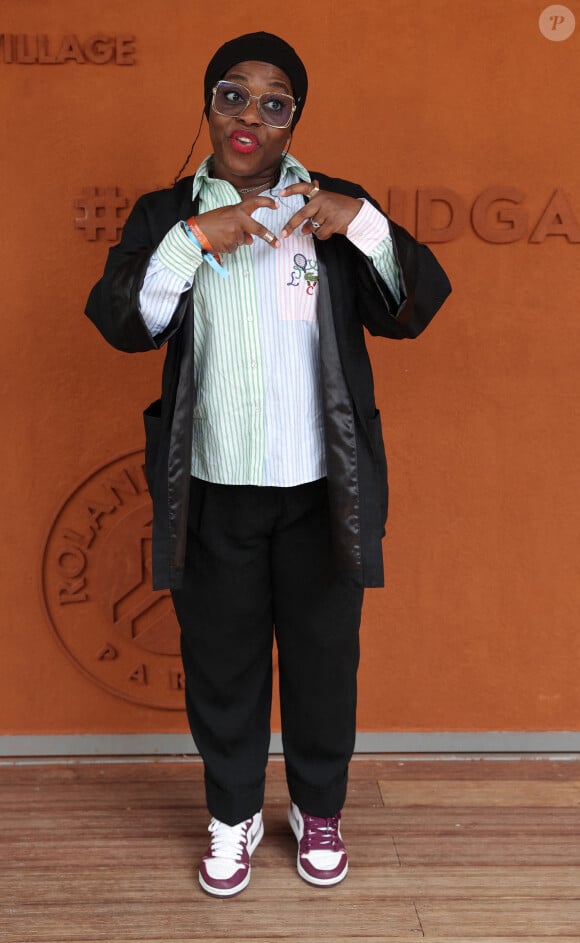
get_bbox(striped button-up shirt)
[139,153,399,486]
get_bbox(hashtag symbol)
[74,187,128,241]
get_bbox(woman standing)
[86,32,451,897]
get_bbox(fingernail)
[280,229,287,239]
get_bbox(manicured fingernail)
[280,229,287,238]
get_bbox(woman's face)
[208,60,293,186]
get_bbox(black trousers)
[171,476,364,826]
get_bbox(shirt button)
[246,315,254,322]
[250,361,257,369]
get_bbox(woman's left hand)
[278,179,361,241]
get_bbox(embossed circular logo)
[539,5,575,40]
[41,451,185,709]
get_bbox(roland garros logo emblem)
[41,451,185,709]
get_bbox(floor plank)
[0,899,422,942]
[379,779,580,806]
[378,808,580,832]
[4,865,580,901]
[393,833,580,866]
[418,899,580,935]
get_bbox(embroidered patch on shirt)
[287,253,319,293]
[278,236,319,322]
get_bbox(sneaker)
[288,801,348,886]
[198,810,264,897]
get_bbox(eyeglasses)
[211,80,296,129]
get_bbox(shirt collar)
[191,152,311,201]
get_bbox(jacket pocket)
[143,399,162,495]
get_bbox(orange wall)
[2,0,579,735]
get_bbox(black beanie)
[204,32,308,127]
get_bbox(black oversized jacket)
[85,171,451,590]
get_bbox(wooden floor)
[2,756,580,942]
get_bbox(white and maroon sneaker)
[288,802,348,886]
[198,811,264,897]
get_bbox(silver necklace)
[236,180,273,194]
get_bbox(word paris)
[390,187,580,243]
[0,33,135,65]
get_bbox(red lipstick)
[230,130,260,154]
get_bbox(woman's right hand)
[193,196,280,254]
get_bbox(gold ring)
[263,231,275,244]
[306,185,320,201]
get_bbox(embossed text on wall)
[0,34,136,64]
[41,452,184,710]
[73,185,580,244]
[388,188,580,244]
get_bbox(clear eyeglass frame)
[211,80,296,129]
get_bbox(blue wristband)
[180,220,202,250]
[203,251,230,278]
[180,221,229,279]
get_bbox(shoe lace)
[208,818,249,861]
[302,814,341,851]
